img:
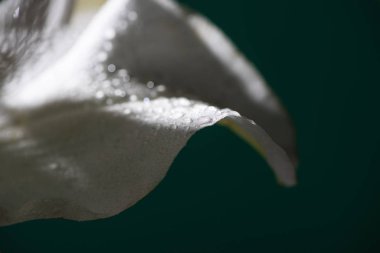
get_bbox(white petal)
[0,97,294,226]
[0,0,297,225]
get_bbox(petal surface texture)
[0,0,296,226]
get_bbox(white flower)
[0,0,297,226]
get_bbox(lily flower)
[0,0,297,226]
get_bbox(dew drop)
[156,85,166,92]
[48,163,58,170]
[112,78,121,87]
[176,98,191,107]
[114,89,126,97]
[95,64,104,73]
[118,69,128,77]
[129,95,137,101]
[124,108,131,115]
[143,97,150,104]
[153,107,164,114]
[13,7,20,19]
[197,116,212,126]
[107,64,116,73]
[146,81,155,89]
[207,106,218,113]
[218,109,232,117]
[118,69,130,81]
[95,91,105,100]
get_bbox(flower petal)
[5,0,297,167]
[0,0,297,226]
[0,96,294,226]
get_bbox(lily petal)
[0,0,297,226]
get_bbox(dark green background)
[1,0,380,252]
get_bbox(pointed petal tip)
[220,116,297,187]
[280,148,299,187]
[276,168,297,187]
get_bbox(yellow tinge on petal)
[219,119,266,158]
[74,0,107,12]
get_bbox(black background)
[1,0,380,252]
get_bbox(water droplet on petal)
[197,116,212,126]
[102,80,112,88]
[118,69,130,81]
[169,124,177,130]
[156,85,166,92]
[207,106,218,113]
[146,81,155,89]
[48,163,58,170]
[149,90,158,98]
[154,107,164,114]
[13,7,20,19]
[97,73,107,81]
[95,64,104,73]
[107,64,116,73]
[129,95,137,101]
[176,98,191,107]
[95,91,105,100]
